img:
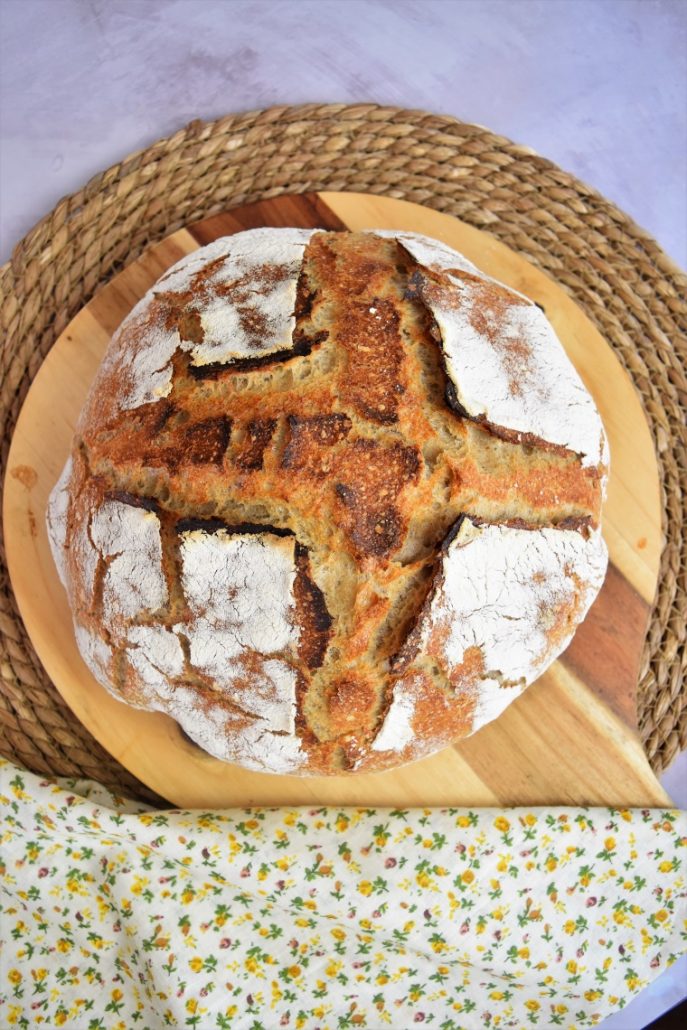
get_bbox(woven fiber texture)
[1,105,685,802]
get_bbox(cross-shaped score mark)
[74,229,604,771]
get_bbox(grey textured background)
[1,0,685,266]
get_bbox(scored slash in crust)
[364,514,607,770]
[389,230,609,469]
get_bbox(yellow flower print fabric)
[1,758,685,1029]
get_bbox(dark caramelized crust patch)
[107,489,160,513]
[182,417,232,465]
[293,544,333,670]
[337,298,405,425]
[101,401,177,468]
[128,400,176,437]
[333,439,421,558]
[140,415,232,471]
[281,413,352,474]
[293,261,318,320]
[233,418,278,471]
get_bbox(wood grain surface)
[3,192,670,808]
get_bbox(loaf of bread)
[47,227,608,775]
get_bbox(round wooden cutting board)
[3,192,670,808]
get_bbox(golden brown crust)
[326,675,378,737]
[342,668,477,773]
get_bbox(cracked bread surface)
[47,228,608,775]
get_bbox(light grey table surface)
[1,1,685,1026]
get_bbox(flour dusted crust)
[46,455,72,584]
[48,227,609,775]
[366,517,607,769]
[82,228,316,421]
[52,476,308,771]
[394,232,608,468]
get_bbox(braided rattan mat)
[1,104,685,802]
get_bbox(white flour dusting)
[179,529,298,663]
[126,625,185,688]
[370,689,416,752]
[69,506,100,609]
[46,455,73,586]
[371,229,481,277]
[175,527,302,763]
[103,293,180,410]
[74,621,113,683]
[371,228,608,469]
[190,229,316,366]
[149,681,304,774]
[371,518,606,752]
[418,266,607,467]
[108,228,316,409]
[90,501,168,623]
[424,519,606,731]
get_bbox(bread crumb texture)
[48,228,608,775]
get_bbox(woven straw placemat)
[1,104,685,803]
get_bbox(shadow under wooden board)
[4,192,670,808]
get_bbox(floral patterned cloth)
[1,758,685,1029]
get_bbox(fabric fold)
[1,757,685,1029]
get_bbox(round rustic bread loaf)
[47,227,608,775]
